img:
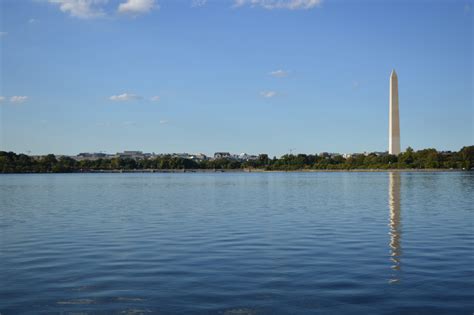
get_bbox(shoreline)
[1,168,468,174]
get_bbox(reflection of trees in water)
[389,172,402,284]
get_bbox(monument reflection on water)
[389,172,402,283]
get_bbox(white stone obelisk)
[389,69,401,155]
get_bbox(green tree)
[459,146,474,169]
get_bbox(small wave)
[223,308,258,315]
[116,297,146,302]
[57,299,95,305]
[119,309,152,315]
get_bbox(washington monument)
[389,69,401,155]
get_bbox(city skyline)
[1,0,472,156]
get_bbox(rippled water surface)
[1,172,473,314]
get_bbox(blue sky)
[0,0,472,156]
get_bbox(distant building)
[116,151,150,160]
[121,151,143,156]
[190,153,208,161]
[214,152,231,159]
[319,152,339,159]
[170,153,190,159]
[343,151,387,159]
[238,153,258,161]
[343,153,363,159]
[154,153,207,160]
[75,152,109,161]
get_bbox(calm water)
[0,172,473,314]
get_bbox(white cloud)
[29,18,38,24]
[109,93,142,101]
[233,0,322,10]
[159,119,168,124]
[10,96,29,103]
[0,32,7,37]
[260,91,277,98]
[123,121,136,126]
[150,96,161,101]
[191,0,207,7]
[118,0,157,15]
[269,69,289,77]
[0,96,5,102]
[48,0,108,19]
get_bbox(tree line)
[0,146,472,173]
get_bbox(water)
[0,172,473,314]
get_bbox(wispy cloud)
[109,93,142,101]
[465,3,471,13]
[0,32,7,37]
[10,96,29,103]
[47,0,108,19]
[150,96,161,102]
[123,121,136,126]
[269,69,289,78]
[118,0,157,15]
[191,0,207,7]
[260,91,277,98]
[0,96,5,102]
[29,18,38,24]
[352,81,360,89]
[233,0,322,10]
[159,119,168,124]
